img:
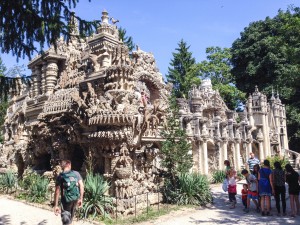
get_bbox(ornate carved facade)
[178,80,289,174]
[0,11,169,215]
[0,10,289,215]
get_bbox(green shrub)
[18,170,38,190]
[266,155,289,169]
[78,173,113,219]
[27,174,49,203]
[211,170,226,184]
[164,173,212,206]
[0,170,17,193]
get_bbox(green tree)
[198,47,246,110]
[231,6,300,149]
[0,0,98,59]
[118,27,135,51]
[166,39,201,98]
[161,96,193,184]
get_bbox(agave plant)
[211,170,226,184]
[79,173,114,219]
[164,173,212,206]
[0,170,17,193]
[27,174,49,203]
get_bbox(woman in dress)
[258,159,274,216]
[285,164,300,217]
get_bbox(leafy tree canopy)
[231,6,300,149]
[166,39,201,98]
[198,46,246,110]
[0,0,99,60]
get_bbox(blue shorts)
[247,190,259,200]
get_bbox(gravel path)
[138,181,300,225]
[1,181,300,225]
[0,196,96,225]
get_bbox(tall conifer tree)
[166,39,200,98]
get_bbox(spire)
[101,9,109,24]
[254,85,259,93]
[270,87,275,101]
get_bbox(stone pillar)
[247,142,252,159]
[222,140,228,161]
[258,141,264,161]
[231,143,236,169]
[235,141,241,170]
[197,141,203,173]
[202,140,208,175]
[46,60,58,94]
[31,68,37,97]
[41,63,47,94]
[35,66,42,95]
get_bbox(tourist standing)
[228,169,237,209]
[273,161,286,216]
[285,164,300,217]
[241,169,260,213]
[54,160,84,225]
[258,159,274,216]
[246,152,260,174]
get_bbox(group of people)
[224,152,300,218]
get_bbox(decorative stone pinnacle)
[101,10,109,24]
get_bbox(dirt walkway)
[138,181,300,225]
[1,181,300,225]
[0,196,95,225]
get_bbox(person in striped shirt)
[246,152,260,174]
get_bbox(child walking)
[241,184,248,210]
[228,169,237,209]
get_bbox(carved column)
[235,141,241,170]
[35,66,42,95]
[231,143,236,169]
[257,126,264,160]
[222,140,228,162]
[197,141,203,173]
[46,60,58,94]
[202,139,208,175]
[41,63,47,94]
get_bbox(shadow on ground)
[188,183,299,225]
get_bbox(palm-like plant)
[0,170,17,193]
[164,173,212,206]
[211,170,226,184]
[79,173,113,219]
[27,174,49,203]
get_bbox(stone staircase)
[284,149,300,171]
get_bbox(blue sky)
[1,0,299,77]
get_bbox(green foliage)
[166,39,201,98]
[0,0,99,59]
[78,173,113,219]
[230,6,300,149]
[265,155,289,170]
[164,173,212,206]
[211,170,226,184]
[0,170,17,193]
[27,174,49,203]
[198,47,246,110]
[160,96,193,183]
[18,170,39,191]
[118,27,135,51]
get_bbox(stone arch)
[134,72,164,103]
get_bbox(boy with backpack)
[54,160,84,225]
